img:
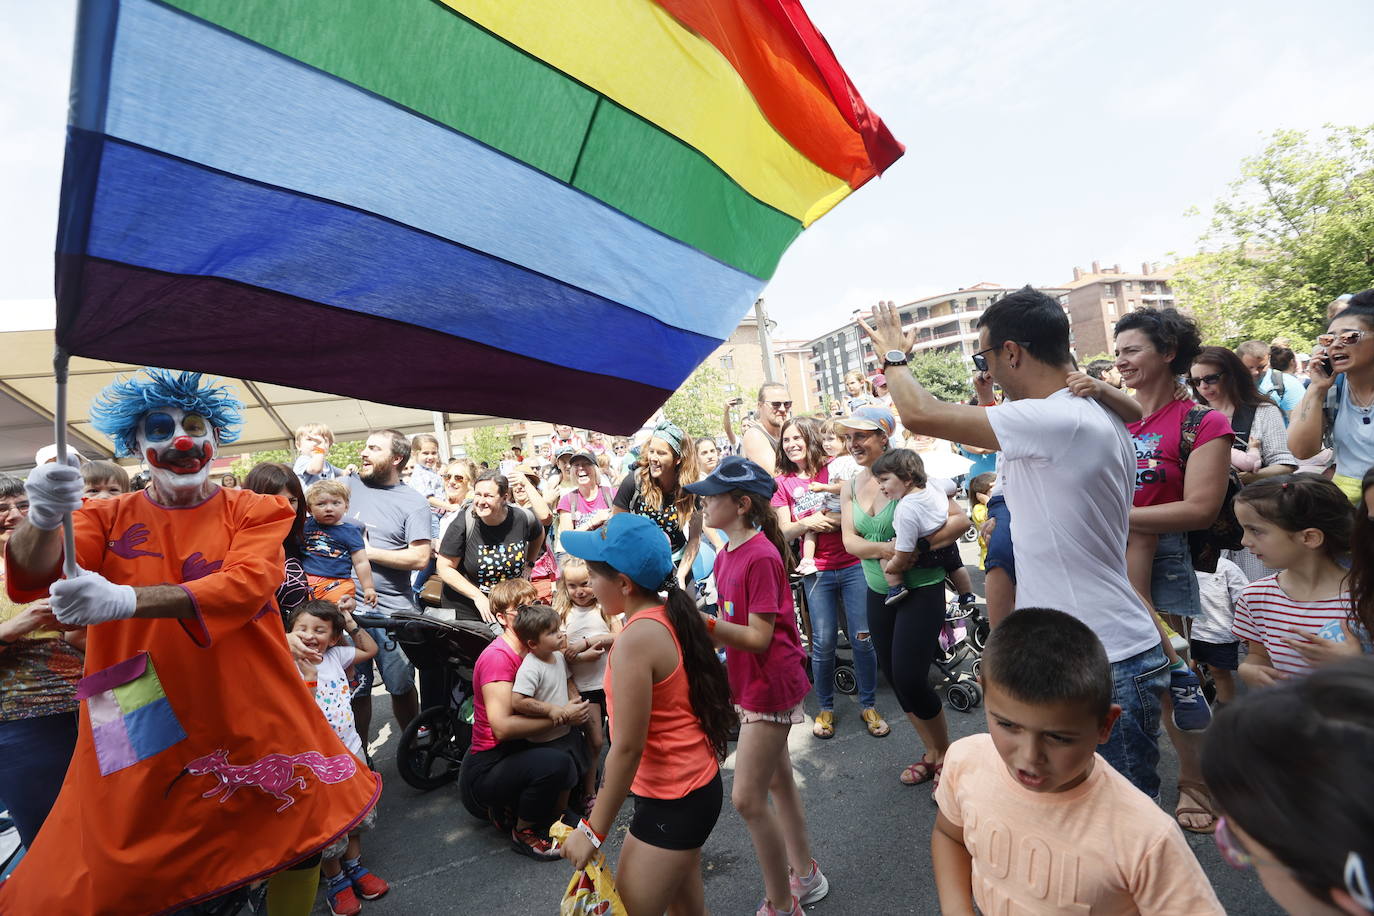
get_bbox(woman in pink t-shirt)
[1115,306,1233,834]
[770,417,885,740]
[687,457,827,915]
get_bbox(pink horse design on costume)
[180,749,357,812]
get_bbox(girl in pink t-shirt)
[686,458,826,916]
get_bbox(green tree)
[1173,125,1374,345]
[662,366,731,439]
[909,348,971,404]
[230,439,363,480]
[466,424,512,468]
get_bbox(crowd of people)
[2,289,1374,915]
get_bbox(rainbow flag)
[56,0,902,432]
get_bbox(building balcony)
[908,304,987,330]
[913,328,979,351]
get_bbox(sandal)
[861,708,890,738]
[812,710,835,739]
[1175,780,1217,834]
[900,758,942,785]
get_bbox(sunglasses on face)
[971,340,1030,373]
[1188,372,1225,388]
[442,474,467,482]
[1317,329,1371,348]
[766,401,793,410]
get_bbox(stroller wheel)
[970,618,991,652]
[967,682,983,708]
[834,665,858,696]
[397,705,468,791]
[947,683,975,713]
[970,657,981,679]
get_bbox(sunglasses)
[1317,329,1371,348]
[441,474,468,482]
[971,341,1030,373]
[766,401,793,410]
[1187,372,1225,388]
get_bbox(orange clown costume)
[0,371,379,915]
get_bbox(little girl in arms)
[555,556,622,812]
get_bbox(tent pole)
[53,346,79,577]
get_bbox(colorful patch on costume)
[77,652,187,776]
[178,749,358,812]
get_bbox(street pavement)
[330,542,1283,916]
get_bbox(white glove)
[50,570,137,626]
[25,461,84,531]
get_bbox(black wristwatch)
[883,349,910,368]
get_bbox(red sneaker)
[510,826,561,861]
[326,883,361,916]
[346,864,390,901]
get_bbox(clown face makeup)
[137,406,218,500]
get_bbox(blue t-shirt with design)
[302,518,366,578]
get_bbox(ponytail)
[661,583,736,760]
[741,491,796,577]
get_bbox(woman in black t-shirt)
[437,471,545,623]
[612,420,702,586]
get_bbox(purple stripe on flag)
[59,258,676,435]
[91,718,139,776]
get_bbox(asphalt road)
[328,543,1283,916]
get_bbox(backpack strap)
[1270,368,1286,399]
[1178,405,1210,468]
[1231,403,1258,445]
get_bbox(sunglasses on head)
[1317,329,1371,348]
[1188,372,1225,388]
[766,400,793,410]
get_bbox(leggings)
[866,583,945,720]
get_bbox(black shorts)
[580,688,607,710]
[630,771,723,851]
[1190,638,1240,671]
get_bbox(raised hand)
[857,301,915,359]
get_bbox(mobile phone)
[1319,355,1334,376]
[728,397,744,407]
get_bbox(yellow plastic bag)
[549,822,628,916]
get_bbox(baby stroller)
[792,575,858,696]
[353,610,497,790]
[930,578,991,713]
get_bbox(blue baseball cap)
[835,405,895,437]
[683,455,776,500]
[560,513,674,591]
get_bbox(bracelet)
[705,616,717,635]
[346,627,359,636]
[578,818,604,849]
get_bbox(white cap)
[35,444,86,466]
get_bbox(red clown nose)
[172,435,195,451]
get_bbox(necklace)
[1347,379,1374,425]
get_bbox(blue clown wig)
[90,369,243,457]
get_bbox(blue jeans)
[803,562,878,709]
[0,711,78,848]
[1098,644,1168,798]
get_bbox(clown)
[3,369,379,916]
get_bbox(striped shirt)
[1232,575,1350,676]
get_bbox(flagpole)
[53,346,79,578]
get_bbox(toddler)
[287,600,388,915]
[1192,556,1247,706]
[870,449,949,606]
[966,472,996,571]
[303,480,377,606]
[797,421,859,576]
[293,422,354,486]
[555,557,621,811]
[510,604,590,775]
[80,460,129,500]
[932,608,1224,915]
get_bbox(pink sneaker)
[790,859,830,905]
[756,895,801,916]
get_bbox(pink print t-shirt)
[713,532,810,713]
[1126,401,1232,508]
[771,466,855,571]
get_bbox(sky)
[3,1,1373,342]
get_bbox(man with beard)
[346,430,431,743]
[742,382,792,475]
[2,369,378,915]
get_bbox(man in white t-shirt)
[860,288,1167,797]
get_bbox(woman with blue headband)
[612,420,703,589]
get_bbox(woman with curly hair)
[612,420,702,589]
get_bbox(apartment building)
[1061,261,1177,358]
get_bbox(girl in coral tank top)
[559,514,735,916]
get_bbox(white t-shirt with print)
[985,389,1159,663]
[310,646,362,756]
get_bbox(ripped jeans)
[803,562,879,709]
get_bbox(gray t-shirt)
[512,652,571,742]
[345,476,431,615]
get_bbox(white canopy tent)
[0,300,522,472]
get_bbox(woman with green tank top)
[836,407,969,795]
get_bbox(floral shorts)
[736,702,806,726]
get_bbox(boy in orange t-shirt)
[932,608,1224,916]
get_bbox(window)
[966,297,978,309]
[719,355,734,369]
[1106,300,1116,317]
[1124,280,1134,291]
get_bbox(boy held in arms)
[511,604,589,742]
[294,422,356,485]
[932,608,1223,916]
[303,480,378,606]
